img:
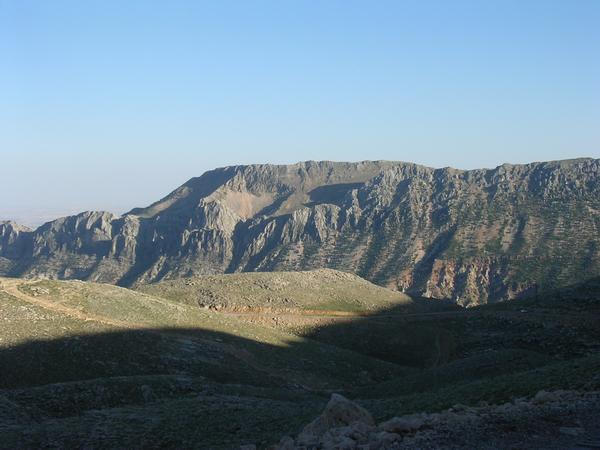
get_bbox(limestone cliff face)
[0,222,32,275]
[2,158,600,306]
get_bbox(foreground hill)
[0,274,409,448]
[0,276,405,392]
[2,158,600,305]
[1,273,600,448]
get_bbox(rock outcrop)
[266,391,600,449]
[294,393,375,447]
[2,158,600,305]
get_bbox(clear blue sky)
[1,0,599,218]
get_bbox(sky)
[1,0,599,224]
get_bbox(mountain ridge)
[2,157,600,306]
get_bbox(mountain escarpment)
[2,158,600,306]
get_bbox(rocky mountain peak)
[2,158,600,306]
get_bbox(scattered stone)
[295,432,318,448]
[140,385,154,402]
[29,286,50,297]
[374,430,401,447]
[533,390,557,404]
[269,391,600,449]
[300,393,374,438]
[378,416,424,434]
[275,436,294,450]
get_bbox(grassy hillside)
[1,277,405,391]
[0,274,420,448]
[137,268,416,313]
[1,273,599,448]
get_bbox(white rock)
[300,394,374,438]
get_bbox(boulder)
[372,431,401,448]
[299,394,374,439]
[275,436,294,450]
[533,390,558,404]
[378,416,425,434]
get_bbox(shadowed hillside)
[1,275,600,448]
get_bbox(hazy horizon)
[2,1,599,222]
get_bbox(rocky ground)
[138,269,417,313]
[264,391,600,450]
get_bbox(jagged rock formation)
[2,158,600,305]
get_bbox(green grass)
[363,353,600,420]
[137,269,415,313]
[2,273,600,448]
[1,278,405,391]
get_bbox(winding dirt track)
[0,277,471,327]
[0,278,315,387]
[1,278,140,329]
[3,278,595,329]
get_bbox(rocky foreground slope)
[1,274,600,448]
[2,158,600,305]
[265,391,600,450]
